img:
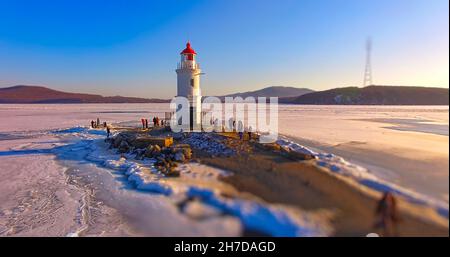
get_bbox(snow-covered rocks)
[182,133,235,157]
[108,132,196,177]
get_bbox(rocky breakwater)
[108,132,192,177]
[180,132,315,161]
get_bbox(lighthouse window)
[190,79,194,87]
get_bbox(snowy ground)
[0,104,330,236]
[277,105,449,204]
[0,104,448,236]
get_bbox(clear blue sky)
[0,0,448,98]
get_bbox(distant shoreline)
[1,103,449,106]
[1,85,448,105]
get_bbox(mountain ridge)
[1,85,448,105]
[220,86,314,99]
[280,85,449,105]
[0,85,169,103]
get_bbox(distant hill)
[0,85,169,103]
[3,85,447,105]
[280,85,449,105]
[220,86,314,99]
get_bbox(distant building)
[176,41,202,130]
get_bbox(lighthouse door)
[189,107,194,131]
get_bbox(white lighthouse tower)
[176,41,202,131]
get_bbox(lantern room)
[180,41,197,62]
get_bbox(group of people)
[90,118,111,139]
[141,116,165,129]
[90,118,107,129]
[209,117,253,141]
[141,118,149,129]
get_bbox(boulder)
[287,150,315,161]
[166,168,180,177]
[113,135,123,148]
[156,156,166,165]
[268,143,282,152]
[131,137,153,149]
[183,149,192,159]
[144,146,154,158]
[174,152,185,162]
[153,144,161,153]
[119,140,131,153]
[172,133,184,141]
[126,138,136,146]
[280,146,291,154]
[173,144,192,159]
[162,147,172,155]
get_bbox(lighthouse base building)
[175,41,202,131]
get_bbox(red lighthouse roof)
[180,41,197,55]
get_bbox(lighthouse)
[176,41,202,131]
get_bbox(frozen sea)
[277,105,449,204]
[0,103,448,236]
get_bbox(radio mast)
[363,38,373,87]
